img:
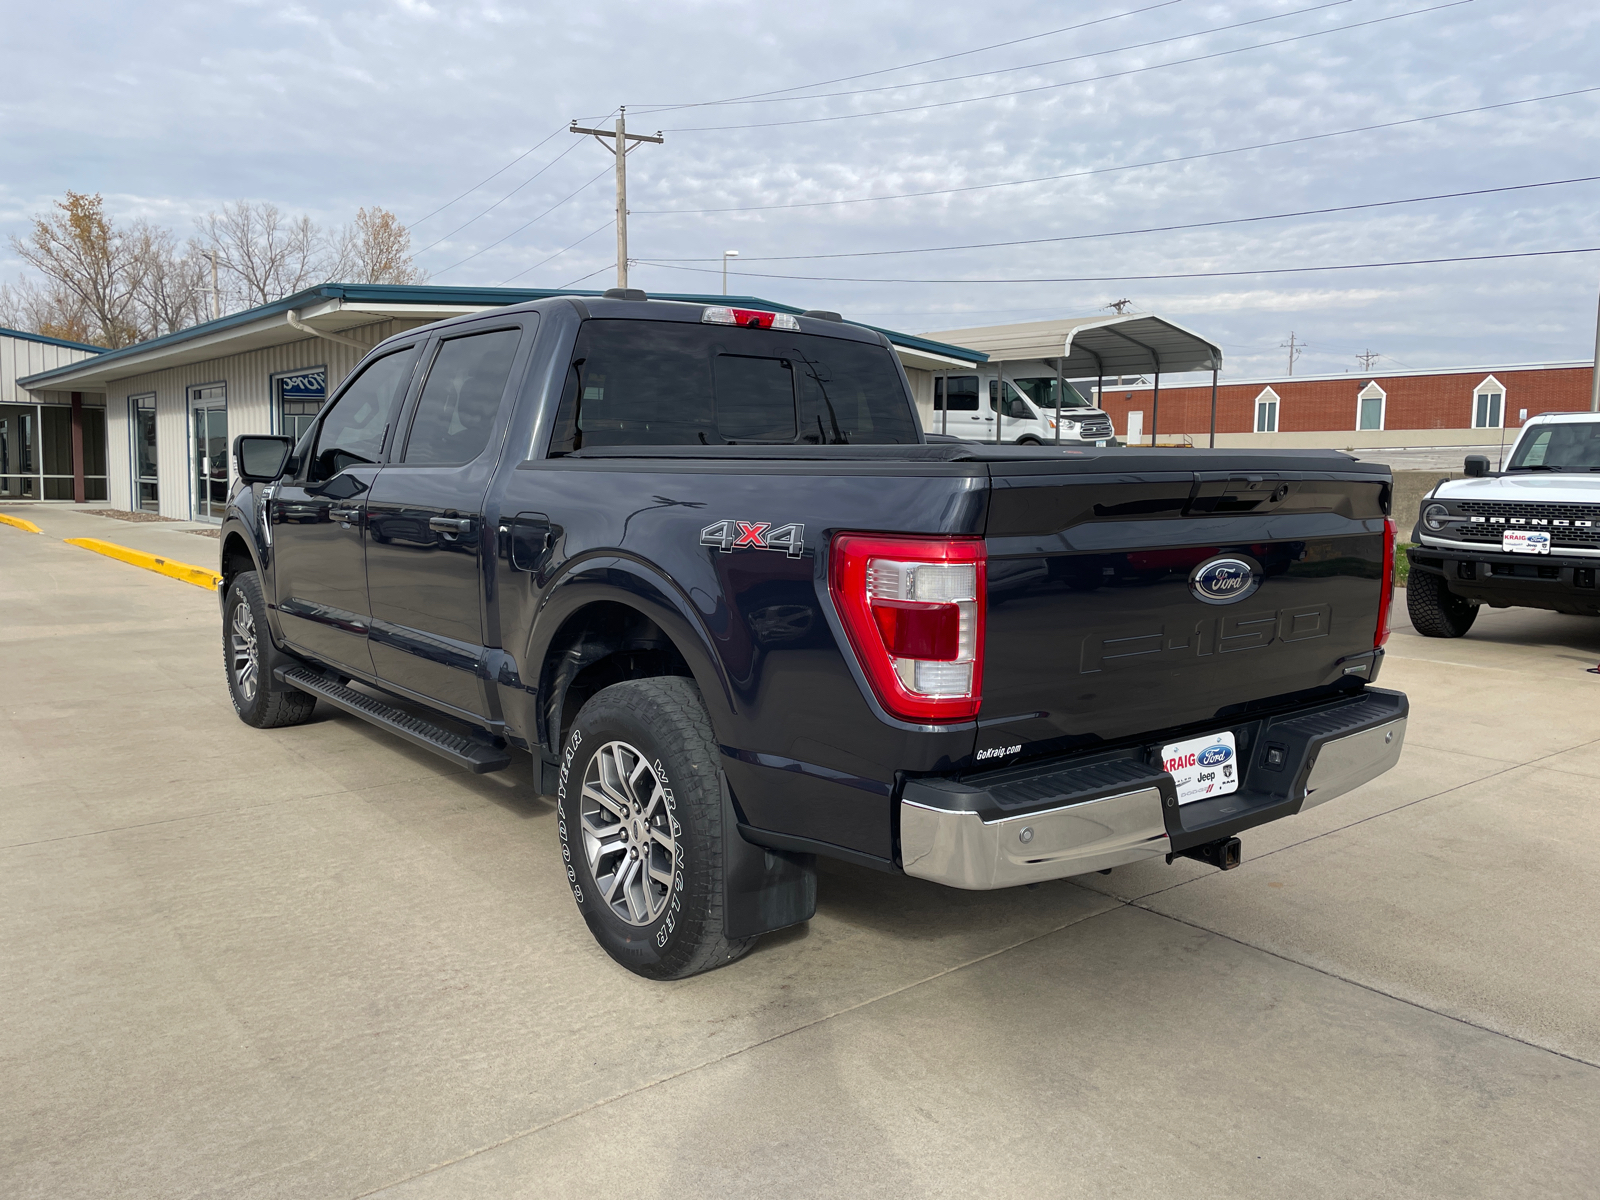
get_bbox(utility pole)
[722,250,739,295]
[1281,331,1304,376]
[1106,298,1133,314]
[570,107,664,290]
[1356,348,1380,371]
[207,248,220,320]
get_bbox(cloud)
[0,0,1596,376]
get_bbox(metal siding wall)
[96,319,423,516]
[2,334,100,404]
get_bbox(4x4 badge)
[700,520,805,558]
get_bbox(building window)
[275,367,327,443]
[189,383,228,522]
[1254,387,1279,433]
[132,395,158,511]
[1472,376,1504,429]
[1357,381,1386,431]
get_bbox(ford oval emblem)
[1196,743,1233,767]
[1190,556,1261,605]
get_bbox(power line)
[643,177,1600,263]
[409,124,568,227]
[640,0,1348,113]
[660,0,1473,132]
[629,0,1194,114]
[500,220,616,285]
[635,85,1600,216]
[558,262,617,290]
[414,138,587,256]
[430,166,613,279]
[633,246,1600,286]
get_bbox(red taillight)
[1376,517,1397,648]
[830,533,985,722]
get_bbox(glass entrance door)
[134,398,158,511]
[191,386,228,521]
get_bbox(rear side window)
[934,375,980,411]
[403,328,522,465]
[548,320,917,451]
[310,345,418,481]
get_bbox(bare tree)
[132,224,209,337]
[197,201,326,309]
[329,207,427,284]
[0,278,97,345]
[8,192,144,347]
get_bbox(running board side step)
[275,665,511,774]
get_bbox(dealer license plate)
[1160,731,1240,805]
[1502,530,1550,554]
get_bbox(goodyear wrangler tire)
[557,677,756,980]
[1405,567,1478,638]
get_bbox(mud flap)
[721,772,817,939]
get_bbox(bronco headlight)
[1422,503,1449,531]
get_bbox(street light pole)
[723,250,739,295]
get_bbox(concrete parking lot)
[4,504,1599,1199]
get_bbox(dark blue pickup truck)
[220,291,1407,979]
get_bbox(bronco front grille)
[1450,499,1600,549]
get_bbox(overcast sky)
[2,0,1597,378]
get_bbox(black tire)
[224,571,318,728]
[557,677,755,980]
[1405,567,1478,638]
[1017,436,1042,445]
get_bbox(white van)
[930,372,1117,446]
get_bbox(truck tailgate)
[977,460,1391,758]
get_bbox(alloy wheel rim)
[579,740,677,926]
[230,601,259,702]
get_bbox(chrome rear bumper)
[900,692,1407,890]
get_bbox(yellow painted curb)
[0,513,44,534]
[63,537,222,591]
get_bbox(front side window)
[990,380,1032,421]
[549,320,918,451]
[1012,377,1092,410]
[403,329,521,465]
[310,345,418,481]
[1506,421,1600,471]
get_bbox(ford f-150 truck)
[1406,411,1600,636]
[220,290,1408,979]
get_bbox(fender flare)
[525,554,738,755]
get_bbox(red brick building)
[1096,361,1593,442]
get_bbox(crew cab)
[220,290,1408,979]
[1406,411,1600,636]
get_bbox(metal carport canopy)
[924,314,1222,375]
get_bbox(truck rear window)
[548,319,919,451]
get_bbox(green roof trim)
[1,325,107,353]
[16,282,986,388]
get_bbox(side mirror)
[235,435,295,483]
[1463,454,1490,478]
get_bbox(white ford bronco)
[1406,412,1600,636]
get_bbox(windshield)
[1011,377,1094,410]
[1505,421,1600,471]
[549,319,919,451]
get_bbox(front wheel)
[557,677,755,980]
[1016,436,1042,445]
[1405,568,1478,638]
[224,571,318,727]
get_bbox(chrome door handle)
[429,516,473,534]
[330,507,361,521]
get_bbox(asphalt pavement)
[3,503,1598,1199]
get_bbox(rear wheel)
[557,677,755,980]
[224,572,318,727]
[1405,568,1478,638]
